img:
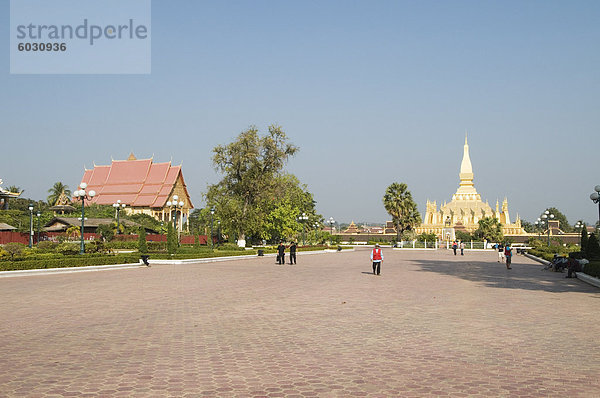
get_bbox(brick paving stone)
[1,248,599,397]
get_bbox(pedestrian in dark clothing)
[277,242,285,265]
[566,257,582,278]
[452,241,458,255]
[504,244,512,269]
[289,242,297,264]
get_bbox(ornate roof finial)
[127,152,137,161]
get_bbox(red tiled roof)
[79,158,193,208]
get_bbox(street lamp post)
[166,195,185,233]
[28,204,34,248]
[298,212,308,245]
[589,185,600,232]
[328,217,335,244]
[36,211,41,245]
[210,207,215,250]
[112,200,127,234]
[541,210,554,246]
[535,218,542,239]
[73,183,96,255]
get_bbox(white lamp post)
[298,212,308,245]
[28,204,34,248]
[73,182,96,254]
[541,210,554,246]
[112,200,127,234]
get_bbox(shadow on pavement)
[411,259,600,294]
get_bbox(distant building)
[44,217,151,234]
[77,154,193,232]
[343,221,361,234]
[49,191,76,215]
[0,178,22,210]
[415,136,526,239]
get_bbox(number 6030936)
[18,42,66,51]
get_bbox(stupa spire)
[454,133,477,197]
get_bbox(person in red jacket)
[370,243,384,275]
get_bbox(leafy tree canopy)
[206,125,311,243]
[538,207,572,232]
[47,182,70,205]
[474,216,504,242]
[382,182,421,241]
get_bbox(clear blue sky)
[2,0,599,225]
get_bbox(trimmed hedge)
[583,261,600,278]
[0,254,140,271]
[143,250,257,260]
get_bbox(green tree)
[7,185,22,193]
[581,226,588,252]
[455,230,475,242]
[417,232,438,242]
[262,199,300,242]
[47,182,70,205]
[585,233,600,259]
[474,217,504,242]
[96,224,114,242]
[521,220,535,233]
[382,182,421,242]
[127,213,163,233]
[206,125,298,246]
[167,222,177,254]
[4,242,24,259]
[539,207,572,232]
[138,226,148,254]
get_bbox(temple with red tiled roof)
[78,154,193,231]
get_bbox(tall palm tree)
[47,182,71,205]
[383,182,421,242]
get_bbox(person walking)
[497,243,505,263]
[371,243,383,275]
[504,243,512,269]
[460,241,465,256]
[277,242,285,265]
[289,241,297,264]
[452,240,458,255]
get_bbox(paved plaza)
[1,248,599,397]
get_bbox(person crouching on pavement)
[371,243,383,275]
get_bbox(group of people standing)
[451,241,466,256]
[493,243,513,269]
[277,241,297,265]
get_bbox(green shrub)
[138,226,148,254]
[147,241,166,251]
[217,243,246,251]
[167,223,177,254]
[0,254,140,271]
[96,223,115,242]
[84,240,105,254]
[585,233,600,260]
[56,242,80,255]
[583,261,600,278]
[37,241,58,251]
[3,242,25,259]
[105,240,139,249]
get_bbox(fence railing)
[396,240,486,249]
